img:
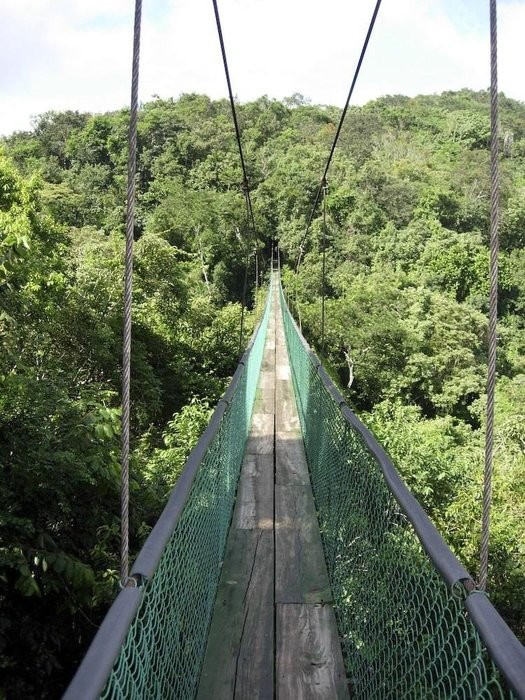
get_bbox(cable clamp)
[120,575,139,589]
[450,577,476,599]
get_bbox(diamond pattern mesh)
[99,281,272,699]
[279,284,514,700]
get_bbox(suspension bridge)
[65,268,525,699]
[61,0,525,697]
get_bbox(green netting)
[279,284,514,700]
[100,280,272,699]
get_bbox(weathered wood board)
[233,454,274,530]
[275,485,332,604]
[254,385,275,414]
[198,281,348,700]
[275,434,311,486]
[197,529,274,700]
[275,379,301,433]
[276,603,349,700]
[258,370,275,389]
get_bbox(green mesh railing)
[279,283,523,700]
[65,280,272,700]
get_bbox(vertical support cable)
[238,184,251,355]
[238,250,249,355]
[321,179,328,354]
[479,0,500,592]
[255,248,259,297]
[237,189,253,355]
[121,0,142,585]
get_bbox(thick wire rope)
[296,0,382,272]
[321,180,328,354]
[479,0,500,592]
[238,251,250,353]
[120,0,142,585]
[212,0,258,353]
[254,245,259,296]
[212,0,255,230]
[237,185,253,352]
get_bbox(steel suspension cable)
[120,0,142,586]
[238,250,250,353]
[238,185,253,352]
[321,179,328,353]
[212,0,255,227]
[212,0,258,353]
[296,0,382,271]
[479,0,500,592]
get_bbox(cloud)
[350,0,489,103]
[499,2,525,97]
[0,0,134,133]
[0,0,523,136]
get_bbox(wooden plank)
[261,357,274,373]
[261,337,275,371]
[276,364,290,381]
[245,412,274,457]
[275,380,300,434]
[275,338,286,350]
[275,376,293,400]
[258,371,274,389]
[275,434,310,485]
[253,386,274,415]
[275,485,332,604]
[276,604,349,700]
[275,346,288,367]
[233,454,274,530]
[233,531,274,700]
[197,530,274,700]
[245,432,273,455]
[250,413,274,438]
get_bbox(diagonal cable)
[211,0,257,240]
[212,0,258,351]
[296,0,382,271]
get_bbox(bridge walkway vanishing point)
[197,283,349,699]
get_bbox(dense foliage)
[0,97,262,698]
[0,89,523,697]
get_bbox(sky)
[1,0,524,136]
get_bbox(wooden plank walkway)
[197,285,349,700]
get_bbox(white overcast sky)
[1,0,524,136]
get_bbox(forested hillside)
[1,89,524,697]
